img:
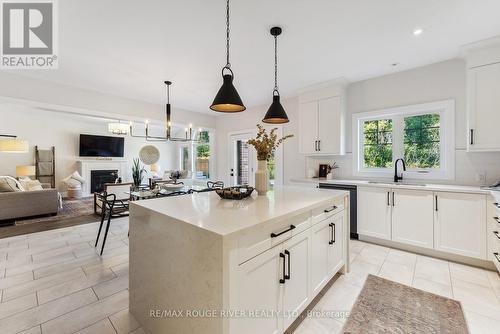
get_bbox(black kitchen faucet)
[394,158,406,182]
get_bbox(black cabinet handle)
[392,192,395,206]
[318,140,321,151]
[284,250,291,280]
[494,252,500,263]
[324,206,337,213]
[329,223,336,245]
[494,231,500,240]
[279,253,286,284]
[470,129,474,145]
[271,225,296,238]
[314,140,318,151]
[435,195,438,212]
[387,192,390,206]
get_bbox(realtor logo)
[1,0,58,68]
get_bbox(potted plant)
[248,124,293,195]
[132,158,146,190]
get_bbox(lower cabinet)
[391,189,434,249]
[234,245,283,334]
[357,185,488,260]
[434,192,487,259]
[234,210,346,334]
[311,211,345,296]
[282,232,310,329]
[357,187,391,240]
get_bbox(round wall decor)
[139,145,160,165]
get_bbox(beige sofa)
[0,189,59,221]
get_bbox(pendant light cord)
[274,34,278,93]
[226,0,231,68]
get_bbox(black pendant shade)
[263,92,289,124]
[262,26,289,124]
[210,0,246,113]
[210,71,246,112]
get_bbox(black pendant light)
[263,26,289,124]
[210,0,246,112]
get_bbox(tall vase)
[255,160,268,195]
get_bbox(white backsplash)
[305,149,500,186]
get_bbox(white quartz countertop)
[130,187,347,237]
[290,178,493,195]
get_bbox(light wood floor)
[0,218,499,334]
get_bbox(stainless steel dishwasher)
[319,183,358,239]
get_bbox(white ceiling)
[13,0,500,113]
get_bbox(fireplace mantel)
[77,159,128,196]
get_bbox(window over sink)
[354,100,455,180]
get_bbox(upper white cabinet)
[465,38,500,152]
[467,63,500,151]
[298,81,346,155]
[298,101,319,154]
[434,192,487,259]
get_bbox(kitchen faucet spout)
[394,158,406,183]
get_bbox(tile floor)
[0,218,499,334]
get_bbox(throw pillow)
[71,171,85,184]
[0,176,24,192]
[19,179,44,191]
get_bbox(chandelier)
[130,81,196,142]
[108,121,129,135]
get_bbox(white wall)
[215,96,303,186]
[0,72,216,130]
[0,105,180,191]
[217,59,500,186]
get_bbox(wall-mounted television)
[79,134,124,157]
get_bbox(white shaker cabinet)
[467,62,500,151]
[298,81,346,156]
[317,96,343,154]
[234,246,283,334]
[391,189,434,249]
[298,101,319,154]
[434,192,487,259]
[327,211,345,275]
[310,218,332,295]
[282,232,311,329]
[357,187,391,240]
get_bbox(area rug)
[342,275,469,334]
[15,197,98,225]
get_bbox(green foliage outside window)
[363,119,393,168]
[404,114,440,169]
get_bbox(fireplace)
[91,170,118,193]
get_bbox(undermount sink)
[367,181,427,187]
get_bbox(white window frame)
[352,100,455,180]
[178,128,216,180]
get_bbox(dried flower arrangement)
[248,124,294,161]
[327,162,339,174]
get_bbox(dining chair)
[94,184,131,255]
[94,182,133,214]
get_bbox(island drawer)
[491,229,500,273]
[311,199,345,225]
[237,212,310,264]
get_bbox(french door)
[229,132,256,186]
[228,127,284,188]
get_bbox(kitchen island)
[129,187,349,334]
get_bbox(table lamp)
[16,165,36,178]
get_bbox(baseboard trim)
[359,235,495,271]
